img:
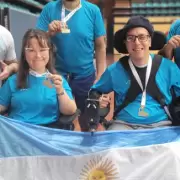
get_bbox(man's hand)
[99,94,111,108]
[48,20,68,36]
[162,35,180,59]
[0,61,11,80]
[168,35,180,49]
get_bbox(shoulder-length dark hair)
[17,29,56,89]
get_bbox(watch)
[57,89,65,96]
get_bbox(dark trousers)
[67,73,95,131]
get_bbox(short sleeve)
[0,78,12,107]
[91,68,113,93]
[94,7,106,39]
[167,20,180,42]
[5,32,16,61]
[36,3,52,32]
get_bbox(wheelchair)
[2,109,80,131]
[79,90,111,132]
[38,31,167,132]
[80,30,169,132]
[47,109,81,130]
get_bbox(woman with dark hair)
[0,29,77,126]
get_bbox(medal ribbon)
[128,55,152,109]
[29,69,50,77]
[61,0,82,23]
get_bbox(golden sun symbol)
[79,156,119,180]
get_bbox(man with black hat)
[91,16,180,130]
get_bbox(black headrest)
[151,31,166,50]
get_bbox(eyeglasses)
[25,48,49,54]
[126,34,150,42]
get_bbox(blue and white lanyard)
[128,55,152,109]
[61,0,82,23]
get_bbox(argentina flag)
[0,115,180,180]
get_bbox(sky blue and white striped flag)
[0,115,180,180]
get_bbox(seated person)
[158,19,180,68]
[91,16,180,130]
[0,29,77,127]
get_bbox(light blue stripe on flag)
[0,115,180,158]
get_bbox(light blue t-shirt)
[0,74,73,125]
[92,54,180,124]
[36,0,106,78]
[167,19,180,68]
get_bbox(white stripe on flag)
[0,142,180,180]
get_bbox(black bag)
[82,90,111,131]
[168,88,180,125]
[80,90,102,132]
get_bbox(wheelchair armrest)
[151,31,166,50]
[59,109,80,125]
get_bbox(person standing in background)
[158,19,180,68]
[0,25,18,84]
[36,0,106,131]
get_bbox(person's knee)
[107,123,133,130]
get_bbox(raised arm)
[50,74,77,115]
[158,20,180,60]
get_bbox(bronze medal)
[138,108,149,117]
[61,27,70,34]
[43,78,53,88]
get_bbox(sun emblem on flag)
[79,156,119,180]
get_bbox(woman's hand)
[49,74,64,94]
[49,74,77,115]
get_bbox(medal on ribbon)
[138,106,149,117]
[61,1,82,34]
[61,24,71,34]
[43,73,53,88]
[128,56,152,118]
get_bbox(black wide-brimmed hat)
[114,16,165,53]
